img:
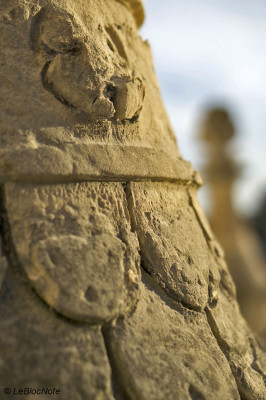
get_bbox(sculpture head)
[30,2,145,121]
[0,0,182,183]
[0,0,181,181]
[201,108,235,145]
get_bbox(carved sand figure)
[201,108,266,342]
[0,1,265,399]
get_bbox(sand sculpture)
[0,1,265,398]
[201,108,266,342]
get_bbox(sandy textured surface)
[0,0,265,398]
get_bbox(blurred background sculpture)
[0,1,265,399]
[201,108,266,343]
[253,192,266,257]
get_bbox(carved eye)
[52,38,83,56]
[39,38,83,58]
[107,39,115,53]
[67,44,83,55]
[105,25,128,62]
[30,7,83,56]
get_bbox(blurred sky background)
[140,0,266,217]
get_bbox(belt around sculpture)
[0,143,203,186]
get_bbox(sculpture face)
[31,3,145,121]
[0,0,179,160]
[0,0,180,183]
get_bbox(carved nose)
[92,95,115,119]
[108,77,145,120]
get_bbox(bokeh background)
[140,0,266,217]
